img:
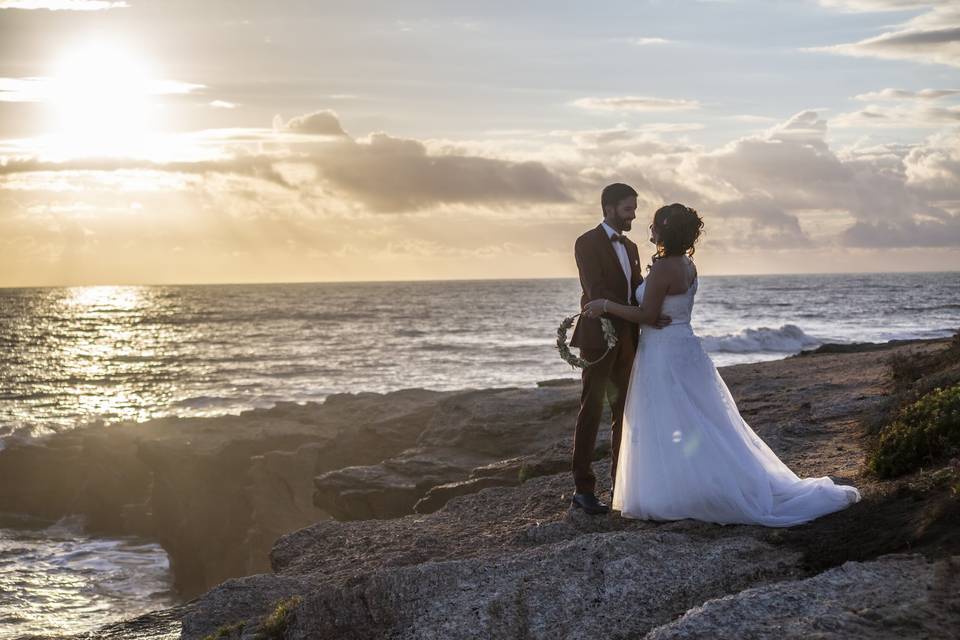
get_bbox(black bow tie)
[610,233,626,244]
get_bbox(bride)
[583,203,860,527]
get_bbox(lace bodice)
[635,258,697,325]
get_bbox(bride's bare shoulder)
[651,256,695,292]
[646,258,674,280]
[650,256,685,275]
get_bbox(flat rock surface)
[646,554,960,640]
[285,531,802,640]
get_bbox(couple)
[568,183,861,526]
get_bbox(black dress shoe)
[571,492,610,515]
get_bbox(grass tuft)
[256,595,303,640]
[201,621,245,640]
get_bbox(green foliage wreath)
[556,314,618,369]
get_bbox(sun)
[45,42,159,158]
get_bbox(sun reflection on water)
[57,286,158,424]
[64,285,144,311]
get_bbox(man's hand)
[654,314,672,329]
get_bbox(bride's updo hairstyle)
[651,203,704,264]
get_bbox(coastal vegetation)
[257,596,303,640]
[869,384,960,478]
[867,331,960,479]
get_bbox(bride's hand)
[583,299,607,319]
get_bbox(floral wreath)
[556,314,618,369]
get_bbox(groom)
[569,183,668,515]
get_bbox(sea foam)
[700,324,823,353]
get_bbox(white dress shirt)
[601,221,632,300]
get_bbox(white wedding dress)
[612,258,861,527]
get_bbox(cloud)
[831,26,960,67]
[817,0,954,12]
[276,109,348,136]
[572,96,701,112]
[0,0,127,8]
[209,100,238,109]
[843,217,960,247]
[853,88,960,101]
[767,110,829,143]
[634,37,671,46]
[708,199,815,248]
[811,4,960,68]
[2,108,957,258]
[0,156,294,188]
[836,87,960,128]
[904,128,960,198]
[323,132,572,211]
[832,104,960,128]
[560,109,957,249]
[695,114,960,247]
[2,109,573,213]
[0,76,204,102]
[695,114,850,212]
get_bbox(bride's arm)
[584,263,670,326]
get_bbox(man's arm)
[575,235,619,305]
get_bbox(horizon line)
[1,269,958,290]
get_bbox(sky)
[0,0,958,286]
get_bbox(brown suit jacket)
[570,224,643,350]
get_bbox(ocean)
[2,273,958,445]
[0,272,958,637]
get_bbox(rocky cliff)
[8,338,960,639]
[0,389,450,597]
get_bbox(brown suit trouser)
[572,333,636,494]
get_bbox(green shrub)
[869,385,960,478]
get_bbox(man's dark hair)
[601,183,638,216]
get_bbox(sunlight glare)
[64,285,143,310]
[46,43,158,158]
